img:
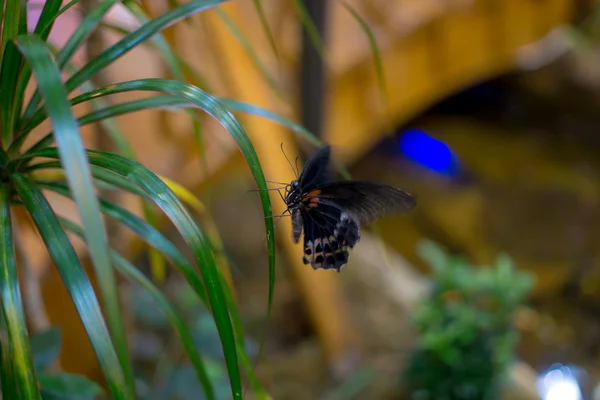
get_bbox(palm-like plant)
[0,0,294,398]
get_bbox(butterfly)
[283,145,417,272]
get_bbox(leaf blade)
[0,186,40,398]
[59,217,216,400]
[14,34,134,395]
[12,173,127,399]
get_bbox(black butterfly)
[283,145,417,272]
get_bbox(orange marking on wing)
[302,189,321,202]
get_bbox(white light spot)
[537,365,582,400]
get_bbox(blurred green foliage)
[403,241,534,400]
[2,327,105,400]
[128,281,258,400]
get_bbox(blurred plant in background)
[403,241,534,400]
[15,327,104,399]
[126,279,258,400]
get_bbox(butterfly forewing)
[307,181,417,225]
[298,145,333,191]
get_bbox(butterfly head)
[284,180,302,209]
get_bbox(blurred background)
[25,0,600,399]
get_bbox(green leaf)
[340,1,387,106]
[12,173,127,399]
[27,162,148,198]
[289,0,324,57]
[28,149,244,399]
[91,151,244,399]
[39,372,104,400]
[214,8,283,99]
[59,217,216,400]
[30,327,62,372]
[218,98,322,146]
[20,0,123,124]
[38,181,208,305]
[252,0,279,58]
[41,181,269,398]
[121,0,209,217]
[0,305,20,399]
[12,0,63,139]
[64,0,226,93]
[14,35,134,395]
[0,185,40,398]
[27,78,276,355]
[0,41,24,147]
[34,0,70,39]
[2,0,20,51]
[24,94,322,153]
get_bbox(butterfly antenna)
[266,180,290,186]
[280,143,299,179]
[247,187,286,193]
[294,156,300,177]
[265,213,291,219]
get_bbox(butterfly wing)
[292,145,416,271]
[302,181,416,226]
[298,145,332,191]
[300,203,359,272]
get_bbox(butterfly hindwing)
[300,203,359,271]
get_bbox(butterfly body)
[283,145,416,272]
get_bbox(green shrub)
[404,241,534,400]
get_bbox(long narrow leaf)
[34,0,67,38]
[27,148,243,399]
[340,1,387,106]
[252,0,278,58]
[12,173,127,399]
[37,181,209,305]
[90,151,245,399]
[22,79,276,336]
[12,0,69,137]
[20,0,123,123]
[0,186,39,398]
[64,0,226,93]
[1,0,19,51]
[23,94,322,154]
[59,217,216,400]
[28,162,149,198]
[289,0,324,57]
[0,42,23,147]
[122,0,208,192]
[0,307,19,399]
[214,8,283,99]
[35,170,269,398]
[14,39,136,158]
[14,35,134,395]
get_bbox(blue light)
[399,128,459,176]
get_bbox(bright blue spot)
[399,128,458,176]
